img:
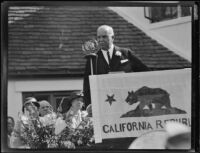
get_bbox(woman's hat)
[39,100,52,108]
[60,91,84,113]
[128,130,167,149]
[68,91,84,103]
[22,97,40,113]
[165,122,191,149]
[128,122,191,149]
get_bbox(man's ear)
[112,35,115,40]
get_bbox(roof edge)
[8,73,84,80]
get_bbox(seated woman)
[54,92,94,147]
[63,91,87,129]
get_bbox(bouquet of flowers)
[14,112,56,149]
[53,116,95,149]
[13,111,94,149]
[82,39,99,75]
[82,39,99,55]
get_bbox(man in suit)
[83,25,149,107]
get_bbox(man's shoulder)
[114,46,135,55]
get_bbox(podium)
[89,69,191,146]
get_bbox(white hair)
[97,25,114,36]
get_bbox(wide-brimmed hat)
[128,130,167,149]
[59,91,84,113]
[165,122,191,149]
[22,97,40,113]
[68,91,84,103]
[128,122,191,149]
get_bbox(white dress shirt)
[101,44,114,64]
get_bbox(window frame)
[22,90,79,112]
[144,5,192,24]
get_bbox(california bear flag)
[89,69,191,143]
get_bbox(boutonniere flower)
[115,51,122,57]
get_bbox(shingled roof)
[8,6,191,77]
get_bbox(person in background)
[38,100,57,126]
[83,25,149,107]
[38,100,54,117]
[7,116,15,147]
[22,97,40,118]
[63,91,87,129]
[10,97,40,148]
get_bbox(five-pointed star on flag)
[105,94,116,106]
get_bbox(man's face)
[97,28,114,50]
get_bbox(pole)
[90,58,93,75]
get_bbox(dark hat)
[22,97,40,113]
[60,91,84,113]
[68,91,84,103]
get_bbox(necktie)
[107,51,111,65]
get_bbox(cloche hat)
[22,97,40,113]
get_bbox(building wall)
[8,78,83,121]
[8,80,23,122]
[109,7,191,61]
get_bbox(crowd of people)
[8,91,92,148]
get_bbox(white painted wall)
[8,80,23,122]
[8,78,83,121]
[109,7,191,61]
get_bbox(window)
[144,5,191,23]
[22,90,80,113]
[181,6,191,17]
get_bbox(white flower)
[63,141,75,149]
[20,115,29,124]
[55,117,67,135]
[40,113,56,126]
[81,111,88,118]
[115,51,122,57]
[48,143,58,148]
[89,137,95,142]
[78,125,84,129]
[77,139,83,145]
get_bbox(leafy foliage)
[16,114,94,149]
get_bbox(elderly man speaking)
[83,25,149,107]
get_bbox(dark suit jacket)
[83,45,150,107]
